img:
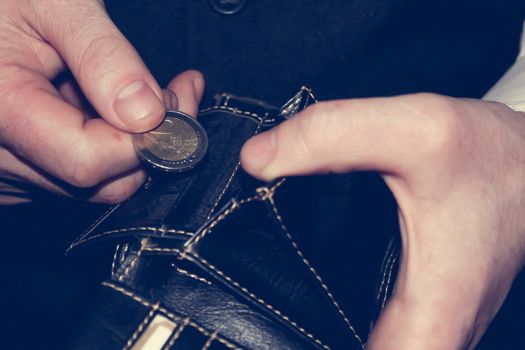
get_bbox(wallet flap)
[68,88,316,254]
[179,180,364,349]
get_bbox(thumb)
[240,98,422,180]
[30,0,165,132]
[366,265,484,350]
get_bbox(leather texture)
[66,88,399,350]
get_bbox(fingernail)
[242,131,276,173]
[114,81,164,126]
[193,75,205,95]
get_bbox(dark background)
[2,0,525,348]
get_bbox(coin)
[133,110,208,172]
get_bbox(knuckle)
[295,102,335,158]
[77,32,126,82]
[64,148,103,188]
[296,100,356,156]
[403,93,468,158]
[96,182,133,204]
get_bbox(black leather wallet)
[66,88,400,350]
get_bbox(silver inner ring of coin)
[138,117,199,161]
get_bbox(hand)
[0,0,204,204]
[241,93,525,349]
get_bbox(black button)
[209,0,246,15]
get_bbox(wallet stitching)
[185,180,286,253]
[71,105,267,249]
[102,281,152,306]
[199,106,276,124]
[102,282,243,350]
[376,243,397,301]
[187,252,331,350]
[205,115,268,221]
[164,317,190,349]
[183,201,242,253]
[70,94,310,250]
[175,266,213,286]
[187,325,240,350]
[111,244,120,278]
[123,303,160,350]
[121,244,130,264]
[379,239,396,275]
[266,196,365,349]
[117,241,145,282]
[378,244,397,300]
[381,251,400,311]
[204,160,243,221]
[143,247,182,254]
[72,227,194,249]
[143,242,330,349]
[201,331,218,350]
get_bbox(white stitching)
[143,247,182,254]
[201,331,218,350]
[183,201,241,254]
[376,243,397,301]
[199,106,277,124]
[381,251,399,311]
[303,86,319,104]
[200,105,260,119]
[254,179,286,201]
[117,241,145,282]
[205,162,242,221]
[102,281,152,307]
[101,282,242,350]
[187,252,331,350]
[211,335,242,350]
[204,116,267,221]
[266,196,365,349]
[111,244,120,278]
[123,303,160,350]
[187,182,285,254]
[72,88,314,252]
[379,240,396,279]
[278,87,318,119]
[71,226,193,249]
[175,267,212,286]
[120,244,130,265]
[187,324,241,350]
[164,317,190,350]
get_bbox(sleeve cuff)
[483,21,525,112]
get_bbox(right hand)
[0,0,204,204]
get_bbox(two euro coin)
[132,110,208,172]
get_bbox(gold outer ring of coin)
[132,110,208,172]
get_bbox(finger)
[0,69,140,188]
[162,89,179,111]
[0,181,31,205]
[165,70,205,117]
[57,78,84,110]
[240,93,459,181]
[0,147,68,196]
[56,76,98,118]
[29,0,165,132]
[366,258,497,350]
[89,168,146,203]
[0,143,145,204]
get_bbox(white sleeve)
[483,21,525,112]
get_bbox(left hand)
[240,93,525,349]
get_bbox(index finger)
[1,67,139,188]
